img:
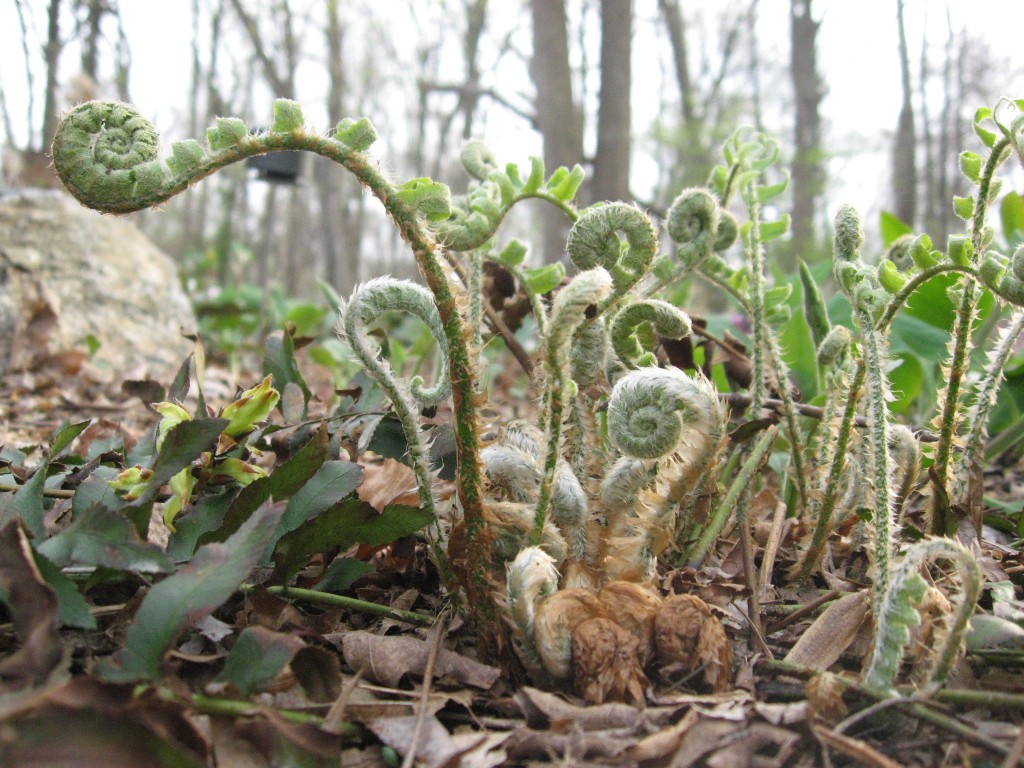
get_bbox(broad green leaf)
[523,263,566,295]
[103,501,285,682]
[275,461,364,541]
[215,626,305,695]
[38,504,173,573]
[264,328,311,417]
[49,420,91,458]
[1001,190,1024,247]
[313,557,375,593]
[71,467,122,516]
[974,107,997,148]
[959,151,982,182]
[2,463,47,539]
[33,551,96,629]
[270,497,431,584]
[879,211,913,247]
[166,490,235,561]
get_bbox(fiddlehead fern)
[566,203,658,306]
[339,277,450,551]
[533,269,613,543]
[606,365,724,462]
[862,538,982,694]
[665,188,721,270]
[610,300,692,370]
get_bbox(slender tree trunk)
[530,0,583,263]
[789,0,825,263]
[591,0,633,204]
[892,0,917,226]
[41,0,62,153]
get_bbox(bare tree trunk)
[747,0,765,132]
[530,0,583,263]
[892,0,917,226]
[918,18,938,238]
[934,11,957,247]
[79,0,104,81]
[41,0,63,153]
[789,0,825,264]
[590,0,632,204]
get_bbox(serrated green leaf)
[71,467,121,517]
[38,504,173,573]
[207,117,247,150]
[215,626,305,695]
[879,211,913,247]
[264,329,311,419]
[271,497,431,584]
[2,462,47,540]
[102,501,285,682]
[523,263,566,295]
[274,461,364,541]
[166,490,235,562]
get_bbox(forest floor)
[1,348,1023,768]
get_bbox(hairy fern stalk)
[50,96,1024,701]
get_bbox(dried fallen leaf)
[783,590,869,670]
[341,630,500,689]
[368,713,488,768]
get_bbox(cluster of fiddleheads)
[51,95,1024,708]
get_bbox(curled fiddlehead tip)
[665,188,720,268]
[460,140,499,181]
[567,203,658,294]
[611,299,692,369]
[52,100,170,212]
[338,276,451,406]
[833,204,864,260]
[607,367,723,460]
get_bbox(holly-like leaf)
[102,502,285,682]
[33,552,96,629]
[49,419,92,458]
[274,461,364,541]
[38,504,173,574]
[313,557,375,593]
[270,497,431,584]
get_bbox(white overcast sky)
[2,0,1023,223]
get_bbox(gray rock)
[0,189,196,379]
